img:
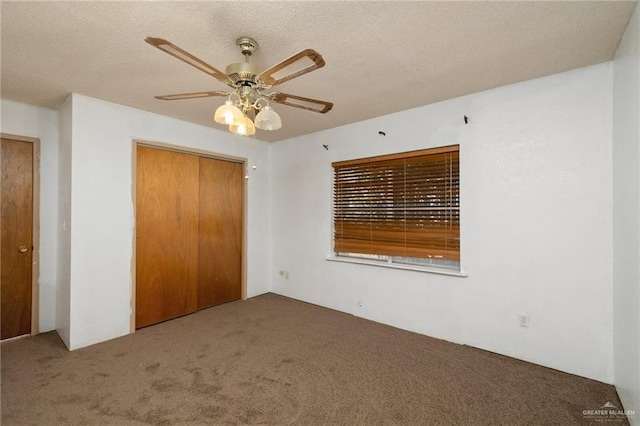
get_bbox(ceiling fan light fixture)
[214,100,243,125]
[147,35,332,138]
[254,105,282,131]
[229,115,256,136]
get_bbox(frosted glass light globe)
[229,115,256,136]
[214,100,243,125]
[254,106,282,131]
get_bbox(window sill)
[325,256,468,277]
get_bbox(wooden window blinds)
[332,145,459,261]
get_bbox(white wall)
[613,3,640,422]
[0,99,59,333]
[63,94,271,350]
[270,63,614,383]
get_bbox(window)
[332,145,459,270]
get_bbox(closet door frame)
[130,139,247,333]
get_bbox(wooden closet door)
[1,138,33,339]
[198,157,243,309]
[136,147,200,328]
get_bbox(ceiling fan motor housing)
[225,62,261,87]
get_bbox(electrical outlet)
[518,312,530,328]
[357,299,362,308]
[279,270,289,280]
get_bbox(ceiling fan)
[145,36,333,136]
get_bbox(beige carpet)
[1,293,627,425]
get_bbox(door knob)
[19,246,28,253]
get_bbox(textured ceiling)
[1,1,636,142]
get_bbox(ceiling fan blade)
[271,92,333,114]
[154,91,229,101]
[259,49,325,87]
[145,37,233,87]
